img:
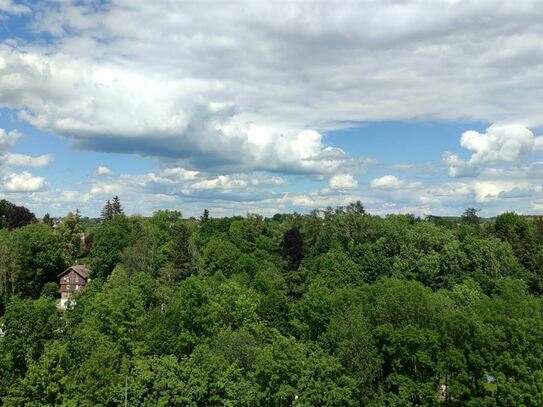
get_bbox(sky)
[1,1,543,218]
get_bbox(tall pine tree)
[111,196,123,216]
[100,200,113,222]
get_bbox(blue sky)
[1,1,543,218]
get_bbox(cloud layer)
[3,1,543,175]
[1,2,543,216]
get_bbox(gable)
[57,266,91,280]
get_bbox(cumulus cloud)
[94,166,113,176]
[461,124,536,164]
[443,152,480,178]
[444,124,543,177]
[0,129,20,151]
[0,48,348,174]
[329,173,358,189]
[1,153,53,168]
[2,171,45,192]
[189,172,284,191]
[370,175,404,190]
[191,175,248,190]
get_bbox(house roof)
[57,265,92,279]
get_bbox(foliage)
[1,204,543,404]
[0,199,35,230]
[57,211,83,264]
[89,214,130,280]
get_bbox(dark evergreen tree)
[168,222,193,280]
[100,200,113,222]
[282,227,304,270]
[111,195,123,216]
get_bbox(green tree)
[297,350,358,406]
[12,223,66,298]
[90,215,130,280]
[42,213,53,227]
[461,207,481,226]
[111,195,123,216]
[57,211,83,264]
[162,222,194,282]
[0,199,15,229]
[0,297,61,390]
[100,199,113,222]
[202,238,241,277]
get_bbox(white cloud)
[443,152,479,178]
[0,0,30,15]
[531,200,543,211]
[461,124,535,164]
[2,171,45,192]
[94,166,113,176]
[472,181,513,203]
[370,175,404,190]
[163,167,199,181]
[445,124,543,177]
[330,173,358,189]
[191,175,248,190]
[0,48,348,174]
[1,153,53,168]
[0,129,20,151]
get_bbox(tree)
[0,199,15,229]
[0,230,20,310]
[10,223,66,298]
[100,200,113,222]
[202,238,241,277]
[162,222,194,283]
[346,200,365,216]
[282,227,304,270]
[5,205,35,230]
[494,212,536,271]
[7,340,71,406]
[253,336,306,405]
[90,215,130,280]
[111,195,123,216]
[57,211,83,264]
[42,213,53,227]
[298,350,358,406]
[461,207,481,226]
[0,297,62,383]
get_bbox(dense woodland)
[1,197,543,406]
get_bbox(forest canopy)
[1,199,543,405]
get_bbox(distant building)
[58,265,91,309]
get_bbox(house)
[58,265,91,309]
